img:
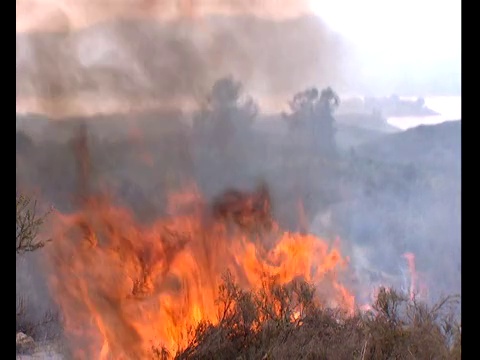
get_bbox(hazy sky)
[309,0,461,95]
[16,0,461,116]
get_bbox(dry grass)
[168,274,460,360]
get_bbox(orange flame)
[403,252,428,301]
[45,186,354,358]
[403,252,417,300]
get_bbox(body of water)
[387,96,461,130]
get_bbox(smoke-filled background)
[16,0,460,116]
[16,0,461,353]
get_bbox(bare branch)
[16,194,52,254]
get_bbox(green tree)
[194,77,258,136]
[192,77,259,195]
[283,86,339,155]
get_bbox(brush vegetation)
[169,274,461,360]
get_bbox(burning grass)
[42,184,461,359]
[44,185,355,359]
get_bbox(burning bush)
[211,183,273,233]
[175,280,460,360]
[43,185,354,358]
[41,183,460,359]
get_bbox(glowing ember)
[45,186,354,358]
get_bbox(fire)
[403,252,428,301]
[45,185,354,359]
[403,252,417,300]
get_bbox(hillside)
[328,120,461,302]
[356,120,460,171]
[16,112,461,357]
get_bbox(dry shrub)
[16,194,52,254]
[170,275,460,360]
[16,296,61,341]
[16,194,61,344]
[363,288,460,359]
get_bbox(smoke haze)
[16,0,460,353]
[17,0,461,118]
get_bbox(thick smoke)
[17,0,313,32]
[16,0,349,117]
